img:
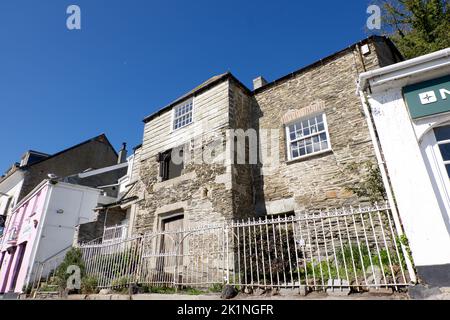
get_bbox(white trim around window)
[285,112,332,161]
[172,99,194,131]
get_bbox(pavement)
[62,291,409,301]
[18,286,450,300]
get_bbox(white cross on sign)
[419,91,437,105]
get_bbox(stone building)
[129,36,403,234]
[0,134,119,236]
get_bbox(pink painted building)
[0,180,99,294]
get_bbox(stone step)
[0,292,19,300]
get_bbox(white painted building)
[358,48,450,287]
[0,180,100,293]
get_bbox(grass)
[135,285,217,295]
[182,287,205,295]
[208,283,223,293]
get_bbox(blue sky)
[0,0,376,171]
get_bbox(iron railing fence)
[78,203,416,292]
[28,246,72,294]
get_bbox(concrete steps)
[32,283,61,299]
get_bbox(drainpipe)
[358,89,417,284]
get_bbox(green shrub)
[208,283,223,293]
[297,243,405,284]
[91,248,140,282]
[55,247,86,291]
[22,283,33,295]
[39,283,58,292]
[81,276,99,294]
[396,234,413,271]
[111,276,131,288]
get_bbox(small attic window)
[173,99,193,130]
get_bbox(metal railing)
[102,224,128,244]
[78,203,415,291]
[28,246,73,295]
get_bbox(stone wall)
[133,78,236,234]
[229,81,256,220]
[251,41,391,213]
[132,38,401,234]
[19,135,118,202]
[76,207,127,243]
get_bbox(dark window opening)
[267,211,295,219]
[0,215,5,237]
[0,252,5,273]
[157,148,184,181]
[434,125,450,179]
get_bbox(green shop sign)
[403,75,450,119]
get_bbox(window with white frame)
[173,99,193,130]
[286,113,331,160]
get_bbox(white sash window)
[173,99,193,130]
[285,113,331,160]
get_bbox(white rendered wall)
[33,183,99,264]
[368,88,450,266]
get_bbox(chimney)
[253,76,268,90]
[118,143,128,164]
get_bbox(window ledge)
[170,121,194,133]
[154,171,197,191]
[286,149,333,164]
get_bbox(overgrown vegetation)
[54,247,86,290]
[236,220,409,287]
[136,285,211,295]
[396,234,415,269]
[297,243,407,285]
[90,248,140,284]
[30,247,100,295]
[81,276,99,294]
[111,275,132,288]
[374,0,449,59]
[208,283,224,293]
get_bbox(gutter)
[358,48,450,92]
